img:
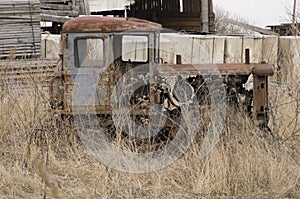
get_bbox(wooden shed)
[130,0,215,32]
[88,0,215,33]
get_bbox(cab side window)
[76,38,104,68]
[122,35,148,63]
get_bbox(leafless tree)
[285,0,300,35]
[214,6,259,35]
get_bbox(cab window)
[76,38,104,68]
[122,35,148,62]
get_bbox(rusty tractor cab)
[50,16,274,137]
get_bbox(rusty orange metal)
[62,16,162,33]
[253,75,269,127]
[167,63,274,76]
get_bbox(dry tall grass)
[0,66,299,198]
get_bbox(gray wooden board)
[0,1,41,58]
[41,3,79,11]
[42,9,78,17]
[40,0,70,3]
[41,14,70,23]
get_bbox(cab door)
[64,33,112,114]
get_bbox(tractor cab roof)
[62,16,162,33]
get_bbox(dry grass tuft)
[0,65,299,198]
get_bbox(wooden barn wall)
[0,0,41,58]
[132,0,215,32]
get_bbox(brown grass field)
[0,64,299,198]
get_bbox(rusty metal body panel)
[62,16,162,33]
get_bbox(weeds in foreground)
[0,71,299,199]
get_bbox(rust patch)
[62,16,162,33]
[167,63,274,76]
[252,64,275,76]
[253,75,269,127]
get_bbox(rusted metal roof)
[62,16,162,33]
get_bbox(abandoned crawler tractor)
[49,16,274,142]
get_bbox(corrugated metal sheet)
[89,0,129,12]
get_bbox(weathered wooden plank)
[0,46,41,51]
[0,1,39,5]
[0,11,41,15]
[0,38,41,45]
[0,28,41,34]
[41,14,71,23]
[0,19,40,23]
[0,17,41,21]
[41,17,68,23]
[41,3,79,11]
[0,39,41,45]
[40,0,70,3]
[0,40,41,45]
[76,0,90,15]
[0,5,40,11]
[0,31,41,38]
[42,9,78,17]
[0,20,41,25]
[0,22,40,26]
[0,50,41,56]
[0,52,41,57]
[0,52,41,58]
[0,43,40,49]
[0,32,41,41]
[0,1,41,58]
[0,47,41,52]
[0,23,40,27]
[0,48,41,53]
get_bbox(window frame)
[74,36,105,68]
[120,34,150,64]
